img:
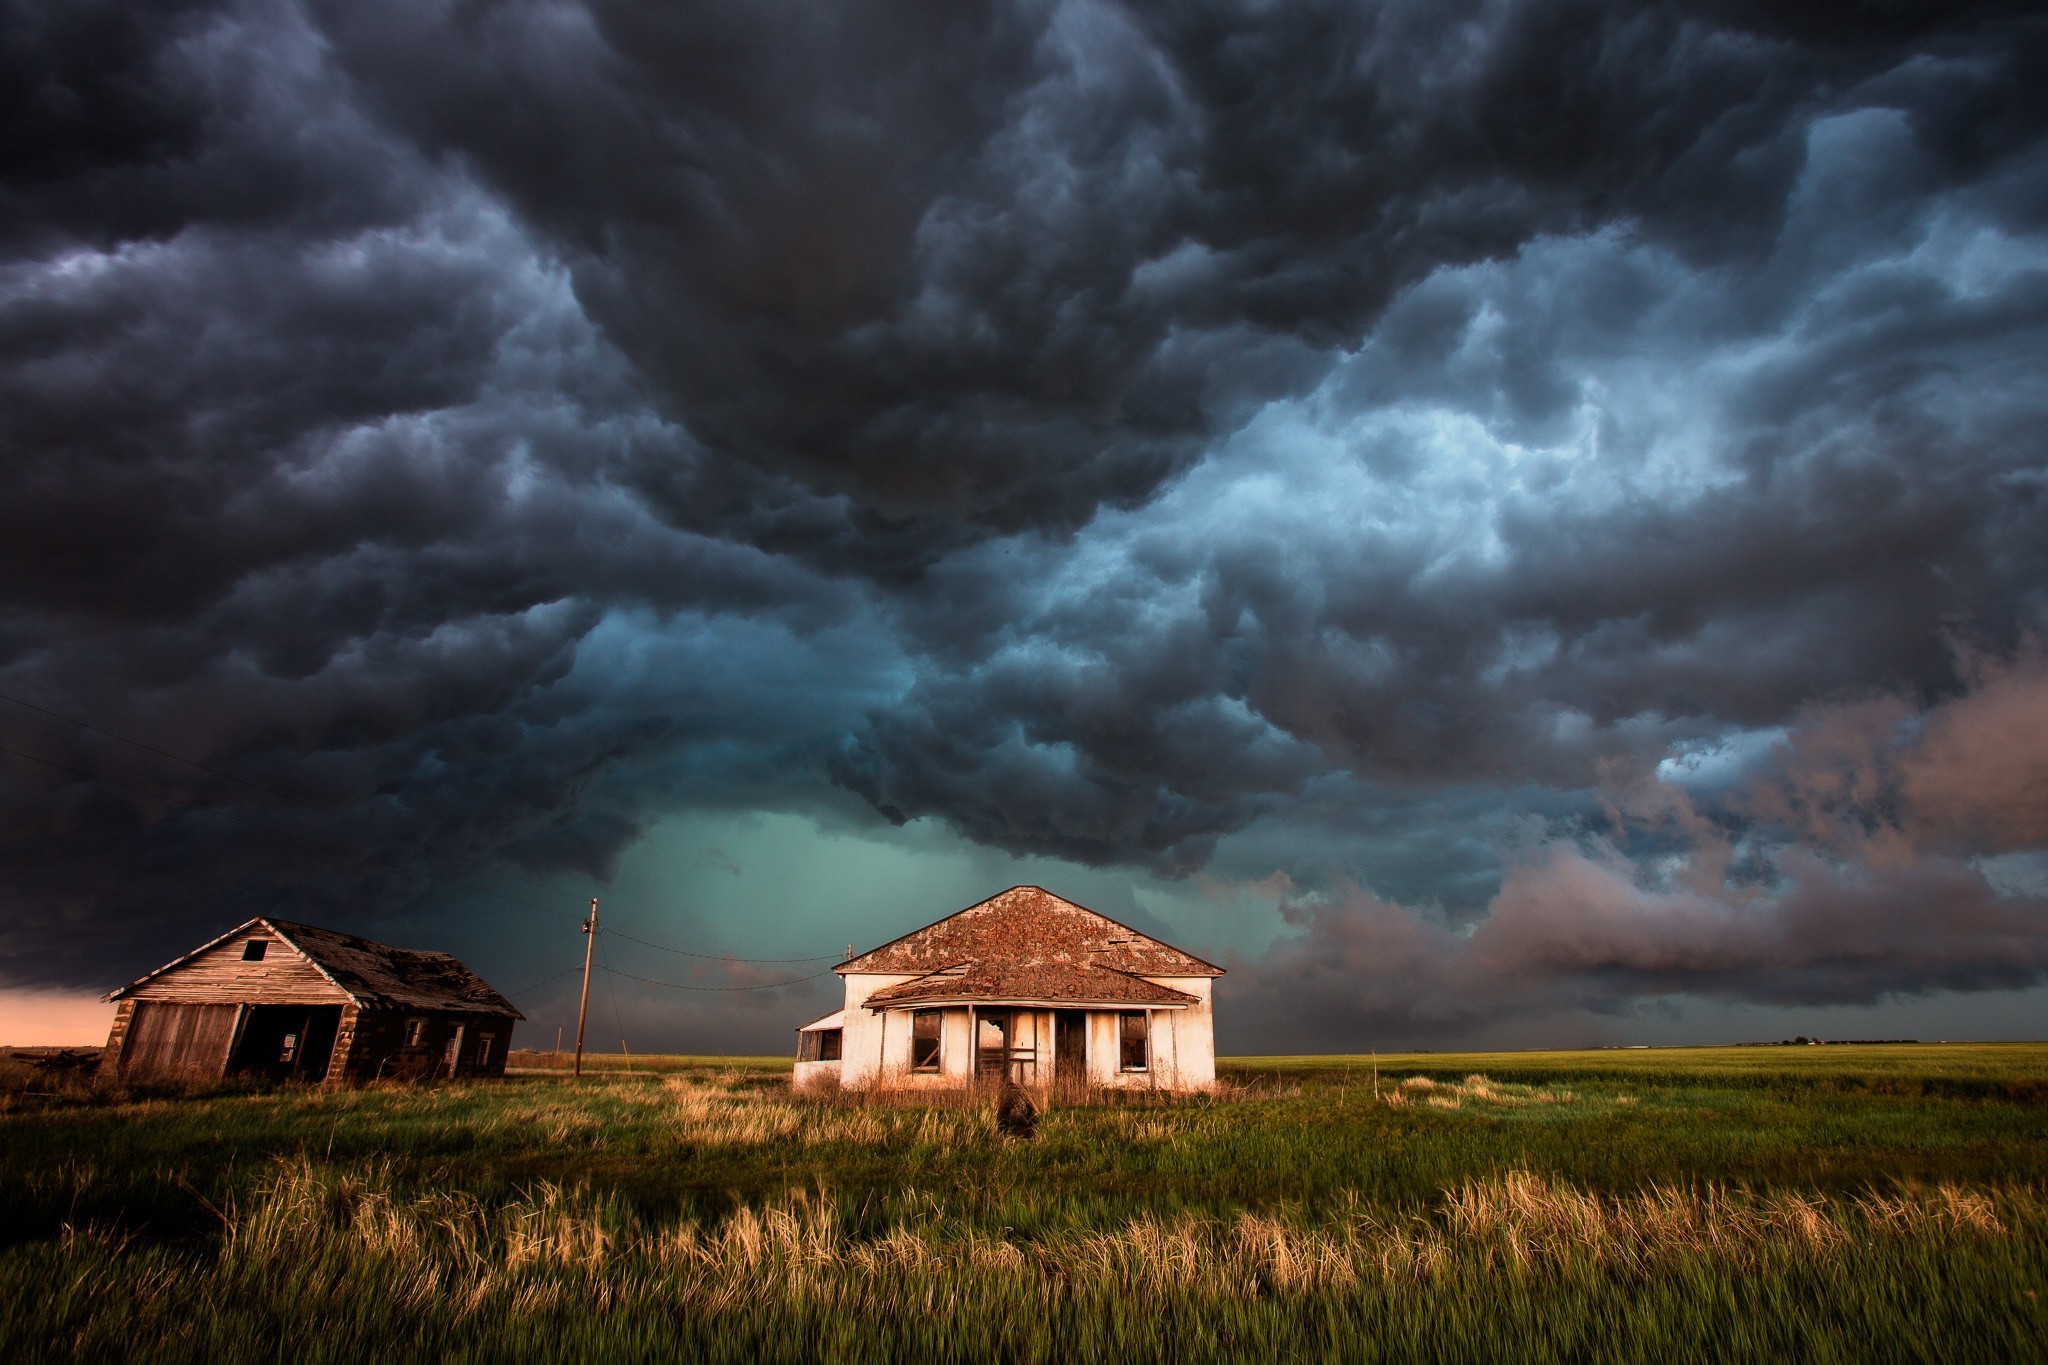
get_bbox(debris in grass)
[993,1083,1038,1139]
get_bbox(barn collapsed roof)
[842,885,1220,1011]
[107,917,522,1017]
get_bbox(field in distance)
[3,1044,2043,1362]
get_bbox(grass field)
[3,1045,2044,1361]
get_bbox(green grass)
[3,1045,2044,1361]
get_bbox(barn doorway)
[230,1005,342,1082]
[1054,1010,1086,1092]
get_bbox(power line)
[501,965,586,1000]
[6,738,848,996]
[600,960,838,992]
[0,688,584,908]
[0,695,841,966]
[0,739,582,923]
[596,928,629,1051]
[602,925,839,963]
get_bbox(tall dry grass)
[215,1153,2026,1303]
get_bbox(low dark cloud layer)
[1226,649,2048,1047]
[2,0,2044,1040]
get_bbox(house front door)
[1054,1010,1086,1088]
[975,1011,1010,1082]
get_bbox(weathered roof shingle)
[270,920,523,1016]
[842,886,1220,1011]
[840,886,1223,979]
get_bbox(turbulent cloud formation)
[2,0,2044,1042]
[1230,649,2048,1046]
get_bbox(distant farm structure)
[102,918,520,1083]
[796,886,1222,1095]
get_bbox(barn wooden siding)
[117,1001,242,1077]
[336,1009,510,1081]
[121,924,346,1006]
[106,920,518,1083]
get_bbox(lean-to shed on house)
[102,917,521,1083]
[795,886,1222,1094]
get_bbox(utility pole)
[574,898,597,1078]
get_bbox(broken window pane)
[1119,1011,1148,1071]
[242,940,268,961]
[911,1010,941,1070]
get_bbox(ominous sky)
[5,0,2047,1052]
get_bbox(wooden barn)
[102,917,521,1083]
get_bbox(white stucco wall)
[1145,977,1216,1090]
[830,988,986,1091]
[792,1058,840,1091]
[835,972,916,1089]
[875,1002,966,1089]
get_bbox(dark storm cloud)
[1,0,874,976]
[1224,650,2048,1048]
[843,99,2048,867]
[1,0,2045,1025]
[312,0,2046,552]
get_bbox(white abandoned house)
[102,917,521,1083]
[794,886,1221,1093]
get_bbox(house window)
[476,1032,495,1064]
[242,940,268,961]
[280,1032,299,1064]
[1119,1012,1148,1072]
[404,1018,426,1047]
[911,1010,942,1071]
[800,1029,842,1062]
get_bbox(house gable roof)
[108,917,523,1018]
[839,885,1223,979]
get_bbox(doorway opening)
[976,1011,1010,1082]
[230,1005,342,1082]
[1054,1010,1086,1094]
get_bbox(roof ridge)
[837,885,1222,977]
[834,886,1033,973]
[263,918,363,1006]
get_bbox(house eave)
[867,996,1191,1013]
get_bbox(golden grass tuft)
[1387,1073,1584,1110]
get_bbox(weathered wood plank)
[120,1001,239,1077]
[125,925,348,1006]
